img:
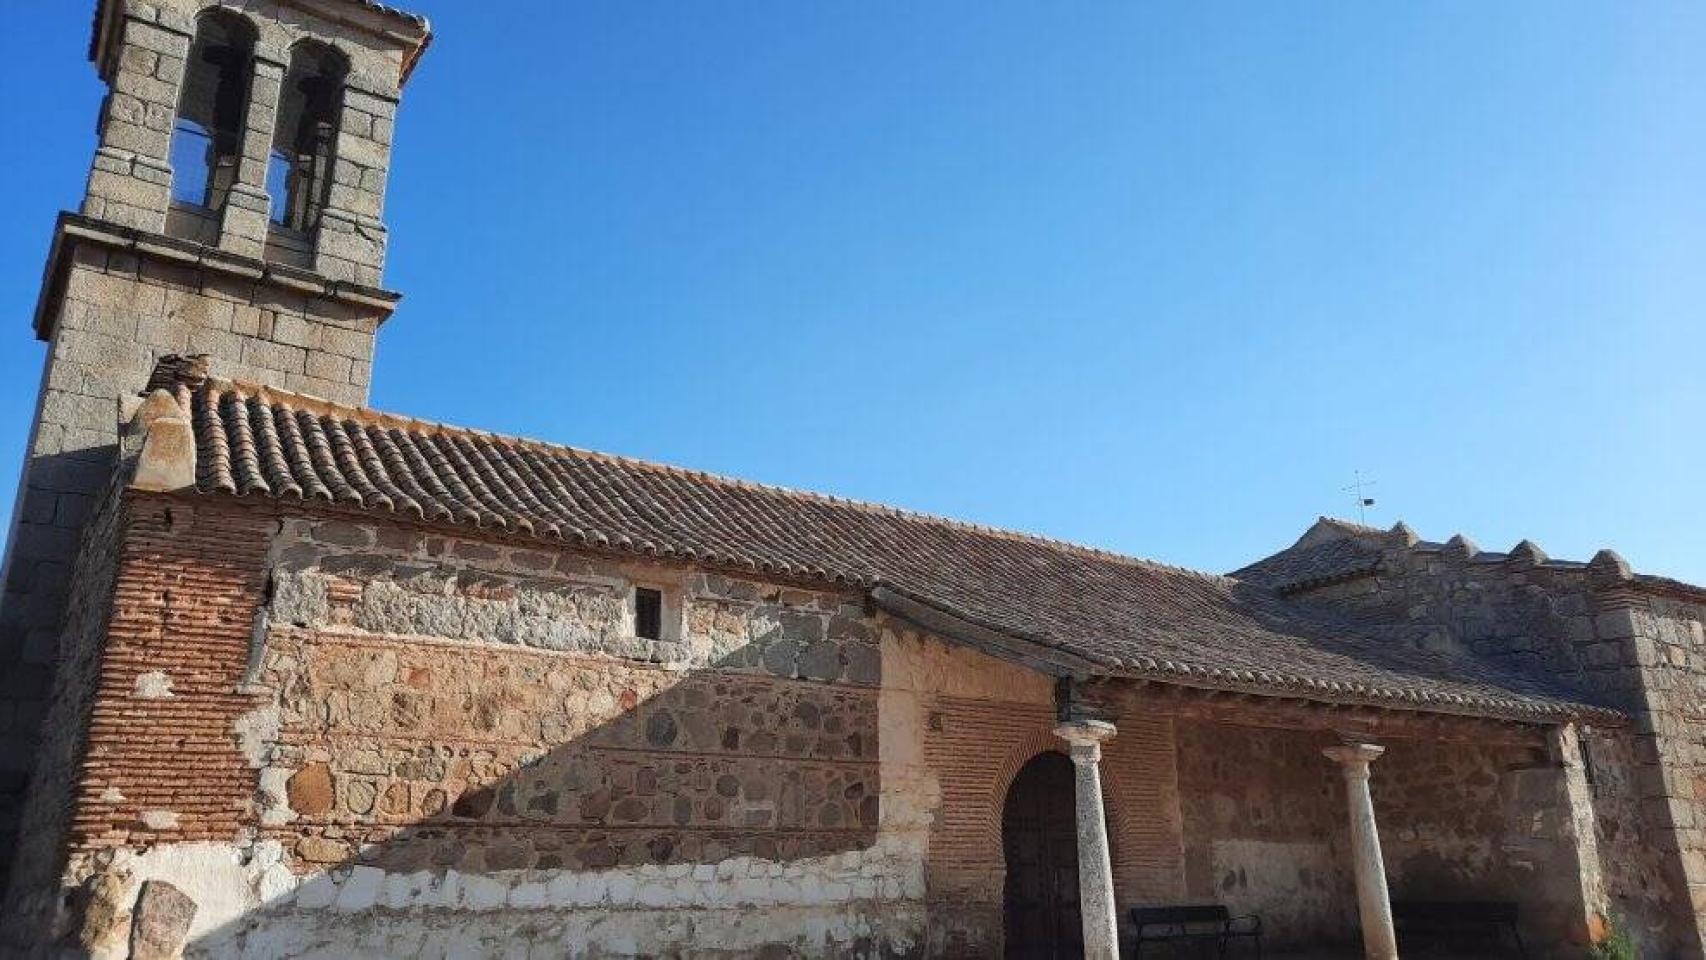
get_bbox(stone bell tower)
[0,0,428,880]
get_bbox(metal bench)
[1128,904,1263,958]
[1392,900,1527,958]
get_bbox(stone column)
[1324,743,1398,960]
[1055,720,1120,960]
[85,13,194,232]
[219,51,287,258]
[1544,723,1608,945]
[314,84,400,286]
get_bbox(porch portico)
[896,615,1615,960]
[1040,680,1607,960]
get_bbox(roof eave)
[870,586,1620,728]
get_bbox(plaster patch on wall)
[132,671,174,699]
[67,841,296,960]
[233,704,281,768]
[70,840,927,959]
[1208,839,1351,944]
[200,901,926,959]
[138,810,180,831]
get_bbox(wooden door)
[1003,751,1084,960]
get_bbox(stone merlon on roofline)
[1232,514,1706,606]
[121,355,1620,726]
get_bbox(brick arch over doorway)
[921,696,1186,909]
[989,728,1070,843]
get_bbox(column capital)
[1324,742,1385,779]
[1055,719,1116,763]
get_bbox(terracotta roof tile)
[154,367,1614,724]
[1229,536,1385,593]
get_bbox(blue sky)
[2,3,1703,581]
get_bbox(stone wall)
[41,501,937,958]
[50,242,382,407]
[19,493,1641,958]
[1290,539,1706,956]
[1174,718,1605,955]
[1608,591,1706,955]
[1291,543,1605,682]
[1580,723,1682,950]
[22,497,1200,958]
[1378,730,1606,954]
[226,512,909,956]
[1175,722,1357,947]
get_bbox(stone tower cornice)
[90,0,432,87]
[32,212,401,343]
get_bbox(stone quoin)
[1,3,1704,958]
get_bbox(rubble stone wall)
[1175,721,1357,947]
[40,502,942,958]
[1292,545,1706,956]
[25,500,1195,958]
[1580,723,1685,951]
[1291,547,1603,681]
[18,496,1639,958]
[1176,718,1602,954]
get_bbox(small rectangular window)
[635,587,663,641]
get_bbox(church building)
[0,3,1703,958]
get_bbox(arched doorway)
[1003,751,1083,959]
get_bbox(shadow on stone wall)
[164,630,912,958]
[302,662,882,875]
[0,444,124,896]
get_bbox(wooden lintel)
[1100,681,1548,747]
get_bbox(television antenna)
[1342,471,1377,525]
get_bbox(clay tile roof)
[1229,536,1386,594]
[156,368,1614,724]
